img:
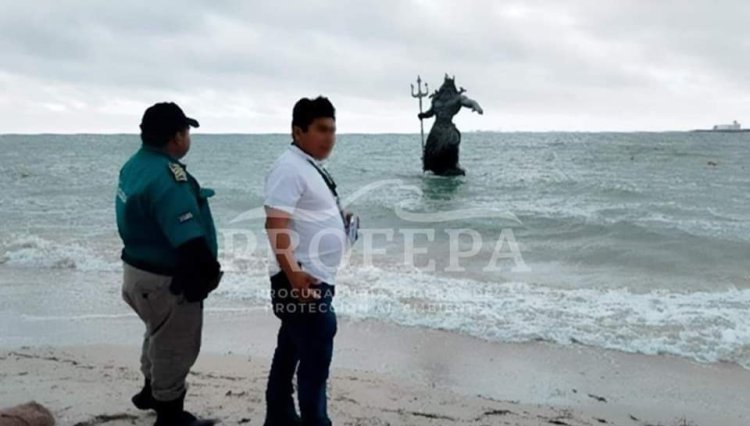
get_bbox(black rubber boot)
[263,409,302,426]
[264,394,302,426]
[132,378,156,410]
[154,391,217,426]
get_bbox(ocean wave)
[208,257,750,369]
[331,266,750,369]
[4,234,748,370]
[0,235,120,272]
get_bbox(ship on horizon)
[693,120,750,133]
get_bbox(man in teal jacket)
[116,102,221,426]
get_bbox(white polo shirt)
[264,143,346,285]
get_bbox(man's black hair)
[292,96,335,132]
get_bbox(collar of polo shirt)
[289,142,325,166]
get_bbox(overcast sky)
[1,1,748,133]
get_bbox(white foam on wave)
[211,255,750,369]
[5,232,748,369]
[332,265,750,369]
[0,235,120,272]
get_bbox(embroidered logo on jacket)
[169,163,187,182]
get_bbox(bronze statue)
[415,74,483,176]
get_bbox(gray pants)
[121,262,203,402]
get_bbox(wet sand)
[2,308,749,425]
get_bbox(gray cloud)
[0,0,748,132]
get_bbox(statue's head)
[442,74,457,91]
[433,74,458,100]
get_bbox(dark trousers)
[265,271,337,426]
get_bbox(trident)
[411,75,428,170]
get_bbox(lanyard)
[289,142,347,226]
[306,159,346,227]
[306,159,338,197]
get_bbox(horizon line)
[0,129,717,136]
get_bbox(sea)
[0,132,748,369]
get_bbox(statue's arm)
[460,95,484,115]
[418,106,435,120]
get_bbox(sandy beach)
[2,308,748,426]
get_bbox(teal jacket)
[115,145,217,273]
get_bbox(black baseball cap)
[140,102,200,138]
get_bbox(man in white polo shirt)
[263,96,355,426]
